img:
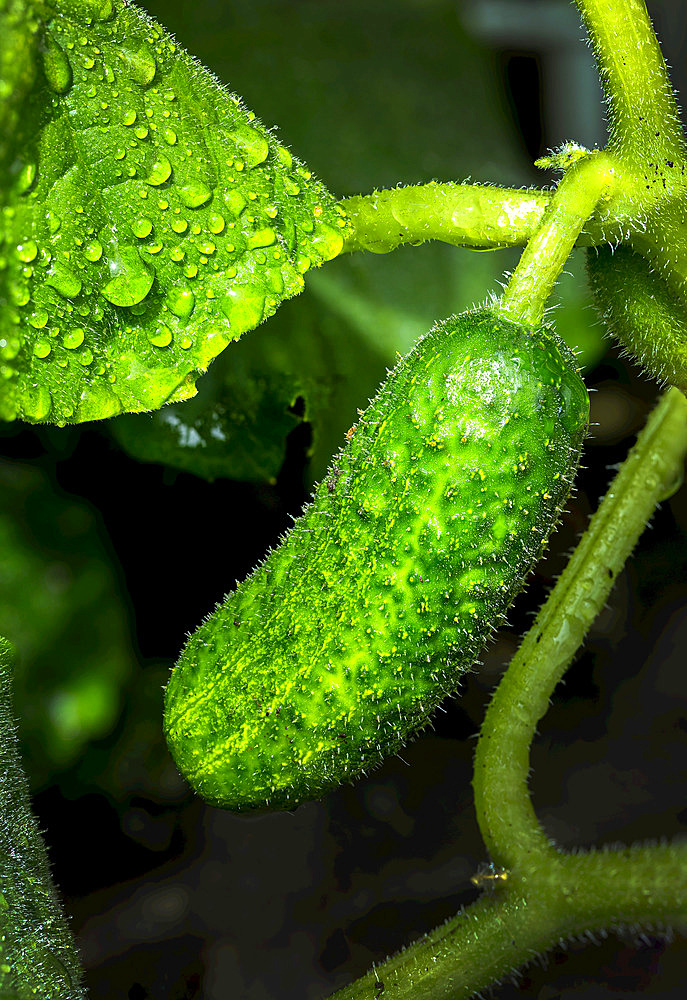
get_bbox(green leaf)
[0,0,349,426]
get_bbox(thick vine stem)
[0,637,88,999]
[329,841,687,1000]
[496,152,617,328]
[339,182,620,257]
[573,0,685,164]
[473,387,687,870]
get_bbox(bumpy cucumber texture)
[164,309,589,811]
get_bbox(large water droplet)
[33,340,52,359]
[246,227,276,250]
[101,248,154,307]
[17,161,37,194]
[194,324,232,368]
[22,385,52,422]
[145,154,172,186]
[274,144,293,169]
[84,239,103,262]
[220,284,265,336]
[178,180,212,209]
[166,287,195,321]
[28,309,49,329]
[76,384,122,421]
[42,33,73,94]
[224,189,247,216]
[147,325,172,348]
[16,240,38,263]
[131,216,153,239]
[62,329,85,349]
[208,213,225,234]
[46,210,62,233]
[171,217,188,234]
[121,44,157,86]
[310,222,345,261]
[122,109,137,126]
[163,127,177,145]
[46,265,83,298]
[232,125,269,168]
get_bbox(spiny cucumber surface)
[164,308,589,811]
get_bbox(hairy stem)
[0,637,88,999]
[573,0,685,161]
[496,152,616,327]
[339,181,626,257]
[329,840,687,1000]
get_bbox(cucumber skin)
[164,309,589,811]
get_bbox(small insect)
[471,863,509,890]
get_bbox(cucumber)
[163,308,589,811]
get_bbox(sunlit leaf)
[0,0,348,425]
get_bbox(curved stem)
[496,152,616,327]
[474,387,687,870]
[573,0,685,162]
[329,840,687,1000]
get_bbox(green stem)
[573,0,685,162]
[329,841,687,1000]
[474,387,687,869]
[340,184,553,255]
[497,153,616,327]
[0,638,88,1000]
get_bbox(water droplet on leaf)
[178,180,212,209]
[131,216,153,238]
[224,189,247,216]
[17,161,37,195]
[220,284,265,335]
[29,309,49,329]
[46,265,83,298]
[16,240,38,263]
[147,325,172,347]
[84,239,103,261]
[42,33,73,94]
[233,125,269,167]
[120,44,157,86]
[101,248,154,306]
[62,328,86,350]
[246,227,276,250]
[145,154,172,186]
[33,340,52,358]
[22,385,52,422]
[166,287,195,320]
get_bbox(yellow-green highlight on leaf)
[0,0,350,425]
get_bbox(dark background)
[1,1,686,998]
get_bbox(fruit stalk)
[497,152,616,328]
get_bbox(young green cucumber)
[164,308,589,811]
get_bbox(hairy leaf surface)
[0,0,348,425]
